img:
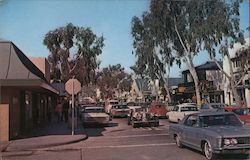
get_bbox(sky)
[0,0,249,77]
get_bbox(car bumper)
[134,120,159,125]
[112,112,128,117]
[214,145,250,154]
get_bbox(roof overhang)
[0,79,59,94]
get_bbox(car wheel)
[132,122,138,128]
[175,135,183,148]
[154,122,159,127]
[128,119,131,125]
[204,141,217,160]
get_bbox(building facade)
[0,41,58,141]
[177,61,224,103]
[223,38,250,107]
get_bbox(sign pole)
[72,80,75,135]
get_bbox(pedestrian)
[55,101,63,122]
[63,99,69,123]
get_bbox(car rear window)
[112,105,128,109]
[85,108,104,113]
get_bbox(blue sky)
[0,0,249,77]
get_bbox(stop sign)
[65,79,81,95]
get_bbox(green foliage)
[43,23,104,84]
[132,0,244,71]
[97,64,132,99]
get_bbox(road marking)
[88,133,170,140]
[108,133,170,138]
[83,143,176,149]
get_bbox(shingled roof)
[0,41,47,81]
[0,41,58,94]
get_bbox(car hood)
[84,113,109,118]
[205,125,250,137]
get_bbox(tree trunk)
[187,59,202,107]
[228,56,241,106]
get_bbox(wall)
[0,104,9,142]
[206,70,224,90]
[1,87,20,139]
[29,57,50,82]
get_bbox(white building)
[223,38,250,107]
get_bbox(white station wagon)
[167,104,199,123]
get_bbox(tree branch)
[174,17,189,55]
[211,56,231,79]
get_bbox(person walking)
[55,101,63,122]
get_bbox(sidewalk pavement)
[0,117,88,153]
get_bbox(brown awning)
[0,79,59,94]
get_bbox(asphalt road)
[3,118,249,160]
[79,118,207,160]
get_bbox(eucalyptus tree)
[131,12,174,102]
[43,23,104,84]
[132,0,244,106]
[97,64,132,99]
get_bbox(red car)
[149,102,168,118]
[224,106,250,124]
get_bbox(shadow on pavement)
[82,122,118,137]
[184,146,249,160]
[13,117,84,140]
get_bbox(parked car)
[200,103,226,112]
[127,106,159,128]
[149,102,168,118]
[81,106,111,126]
[169,112,250,160]
[110,104,129,118]
[224,106,250,124]
[166,104,199,123]
[105,99,119,114]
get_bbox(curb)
[1,134,88,153]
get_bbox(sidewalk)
[0,117,87,153]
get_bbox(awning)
[0,79,59,94]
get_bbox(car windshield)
[233,108,250,115]
[180,106,198,112]
[113,105,128,109]
[135,108,143,112]
[211,104,224,109]
[200,114,242,127]
[110,101,119,105]
[85,108,105,113]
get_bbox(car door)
[182,115,201,149]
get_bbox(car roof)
[177,104,197,107]
[191,111,235,117]
[128,106,142,109]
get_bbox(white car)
[166,104,199,123]
[105,99,119,114]
[81,106,111,126]
[110,104,129,117]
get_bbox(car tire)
[132,122,138,128]
[128,119,131,125]
[204,141,217,160]
[154,122,159,127]
[175,135,183,148]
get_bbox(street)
[3,118,248,160]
